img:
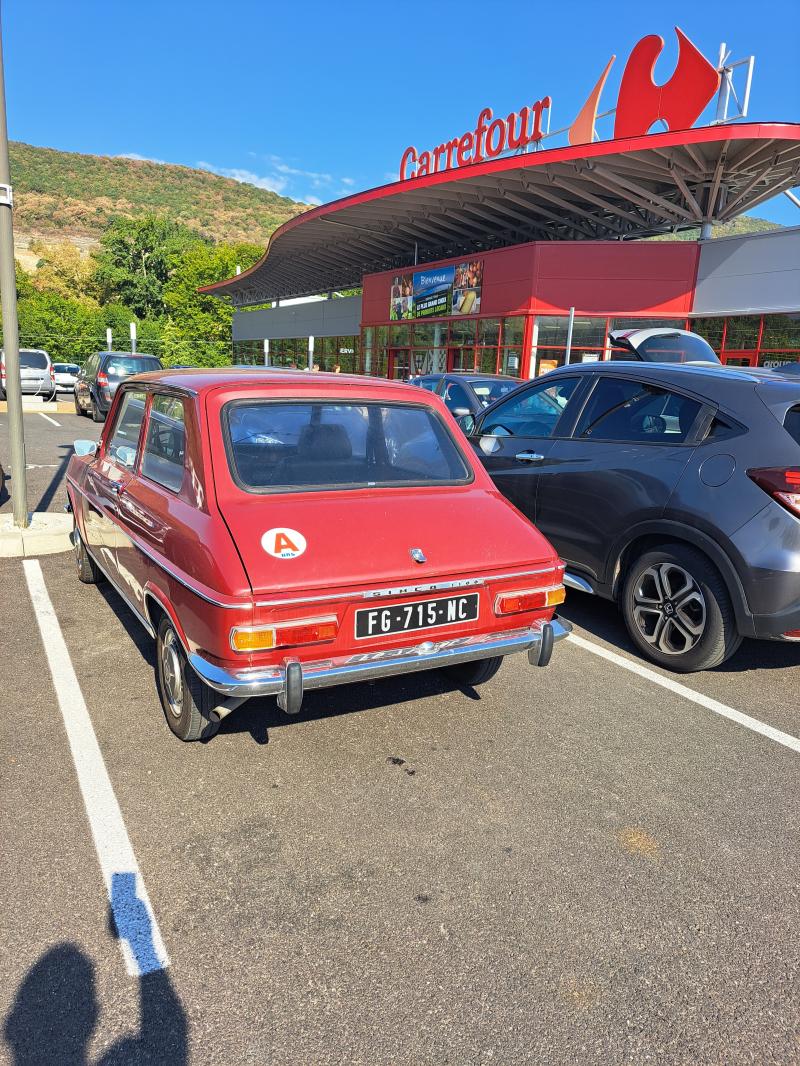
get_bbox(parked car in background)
[409,372,523,417]
[53,362,81,394]
[459,360,800,673]
[609,327,720,364]
[0,348,55,400]
[74,351,162,421]
[66,369,571,742]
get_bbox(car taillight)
[49,364,55,382]
[230,615,339,653]
[747,468,800,518]
[494,585,566,616]
[97,371,109,388]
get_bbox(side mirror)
[451,406,471,418]
[73,439,97,457]
[456,412,476,436]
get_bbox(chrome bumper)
[188,617,572,710]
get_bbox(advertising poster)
[452,260,483,316]
[412,266,455,318]
[389,273,414,320]
[388,259,484,320]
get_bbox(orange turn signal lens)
[493,585,566,616]
[230,615,339,654]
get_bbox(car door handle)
[515,451,545,463]
[109,483,123,496]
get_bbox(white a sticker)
[262,527,307,560]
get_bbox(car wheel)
[74,392,84,416]
[442,655,503,687]
[622,544,742,673]
[90,397,105,422]
[155,616,220,742]
[75,529,105,585]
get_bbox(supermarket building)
[204,31,800,376]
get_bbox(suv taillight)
[747,468,800,518]
[49,363,55,382]
[97,370,109,388]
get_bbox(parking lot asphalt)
[1,414,799,1064]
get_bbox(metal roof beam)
[502,189,598,239]
[519,179,625,235]
[589,165,695,221]
[668,166,704,220]
[552,175,646,227]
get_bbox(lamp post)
[0,4,28,528]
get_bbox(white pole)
[564,307,575,364]
[307,335,314,370]
[130,321,137,354]
[263,338,270,366]
[106,327,113,351]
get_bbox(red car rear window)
[224,401,472,492]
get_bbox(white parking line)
[38,412,61,427]
[23,559,170,976]
[568,632,800,754]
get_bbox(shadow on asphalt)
[560,590,800,675]
[34,444,73,514]
[3,900,187,1065]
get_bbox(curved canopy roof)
[202,123,800,307]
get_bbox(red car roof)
[132,368,419,398]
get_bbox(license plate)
[355,593,480,639]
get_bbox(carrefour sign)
[398,27,722,181]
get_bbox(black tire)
[155,616,220,742]
[622,543,742,673]
[90,397,105,423]
[74,530,104,585]
[442,655,503,687]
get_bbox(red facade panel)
[361,239,699,324]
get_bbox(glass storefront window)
[502,317,525,346]
[534,316,567,347]
[570,317,607,348]
[375,326,389,348]
[478,318,501,346]
[724,314,761,350]
[611,317,686,333]
[412,321,444,346]
[478,348,499,374]
[501,348,522,377]
[449,319,477,347]
[690,318,725,351]
[762,314,800,351]
[389,324,411,345]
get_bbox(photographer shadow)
[4,874,187,1065]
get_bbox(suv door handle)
[515,451,544,463]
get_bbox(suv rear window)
[104,356,161,378]
[785,405,800,446]
[19,351,48,369]
[225,401,472,492]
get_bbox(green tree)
[162,241,262,364]
[15,291,103,363]
[93,215,204,318]
[29,239,94,300]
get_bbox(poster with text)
[412,266,455,318]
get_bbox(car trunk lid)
[217,485,556,597]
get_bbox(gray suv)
[462,361,800,672]
[74,350,161,421]
[0,348,55,400]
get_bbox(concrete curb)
[0,511,73,558]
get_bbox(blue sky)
[6,0,800,223]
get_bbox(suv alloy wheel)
[621,543,742,672]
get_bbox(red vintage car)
[66,369,570,742]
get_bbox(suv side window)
[83,354,97,378]
[481,377,580,437]
[575,377,702,443]
[141,394,186,493]
[442,380,472,413]
[106,390,147,468]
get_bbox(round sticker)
[261,527,307,560]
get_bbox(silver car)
[0,348,55,400]
[53,362,81,394]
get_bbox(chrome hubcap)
[632,563,706,656]
[161,630,184,717]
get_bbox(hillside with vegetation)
[9,141,306,245]
[648,215,781,241]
